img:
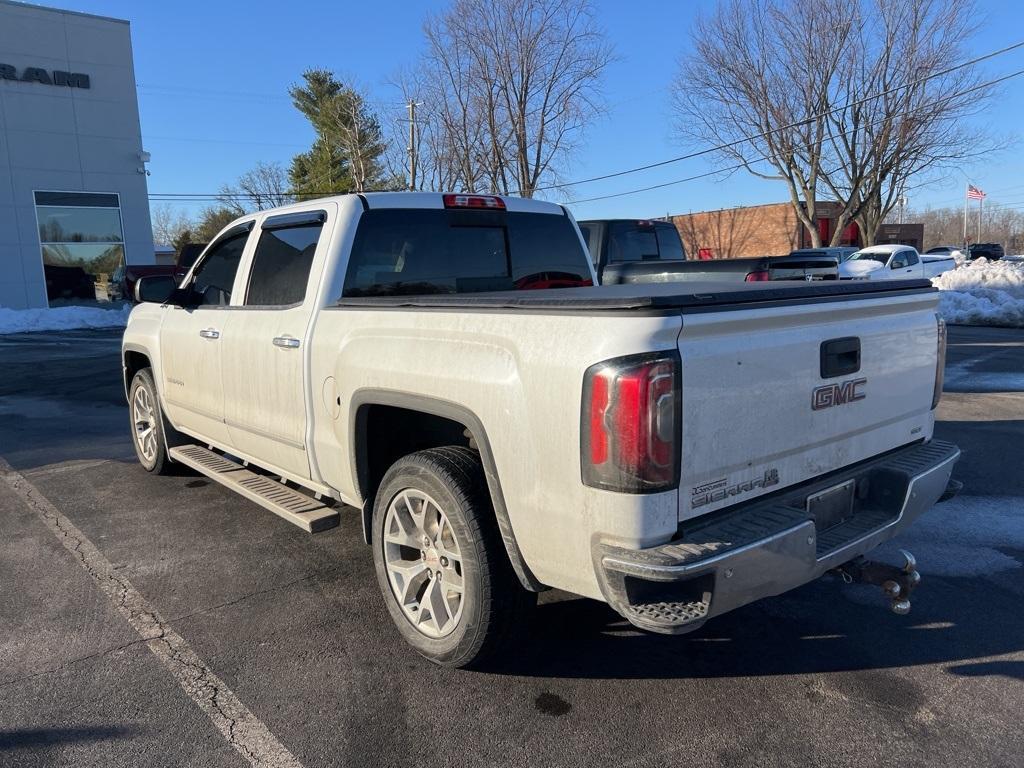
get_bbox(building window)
[34,191,125,302]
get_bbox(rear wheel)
[129,368,173,475]
[371,446,535,668]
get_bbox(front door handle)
[199,328,220,340]
[273,336,301,349]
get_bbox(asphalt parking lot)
[1,325,1022,767]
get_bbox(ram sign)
[0,64,90,89]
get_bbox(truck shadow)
[0,725,135,751]
[489,571,1024,680]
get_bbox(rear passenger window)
[245,217,324,307]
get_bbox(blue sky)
[42,0,1024,220]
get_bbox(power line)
[531,38,1024,195]
[563,65,1024,206]
[145,134,307,149]
[146,54,1024,207]
[136,82,403,111]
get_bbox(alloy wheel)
[383,489,465,638]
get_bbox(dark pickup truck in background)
[577,219,840,284]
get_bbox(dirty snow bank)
[0,304,131,335]
[932,257,1024,328]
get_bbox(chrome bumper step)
[169,444,339,533]
[595,440,961,634]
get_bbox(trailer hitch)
[833,549,921,615]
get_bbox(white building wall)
[0,0,153,309]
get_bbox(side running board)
[168,445,339,533]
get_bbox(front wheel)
[371,446,535,668]
[129,368,173,474]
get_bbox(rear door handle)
[273,336,301,349]
[199,328,220,340]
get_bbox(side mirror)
[134,275,177,304]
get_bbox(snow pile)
[0,303,131,335]
[931,257,1024,328]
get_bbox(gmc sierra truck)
[577,218,840,283]
[124,192,960,668]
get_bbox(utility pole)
[406,99,421,192]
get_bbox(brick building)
[669,201,923,259]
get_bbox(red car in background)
[107,244,205,301]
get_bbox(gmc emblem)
[812,377,867,410]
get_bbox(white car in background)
[924,245,966,260]
[839,244,955,281]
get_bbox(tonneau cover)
[335,278,933,312]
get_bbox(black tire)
[128,368,174,475]
[371,446,536,668]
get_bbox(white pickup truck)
[839,244,956,281]
[123,192,960,667]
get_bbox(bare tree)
[822,0,998,245]
[895,202,1024,252]
[322,87,388,192]
[383,68,466,192]
[673,0,855,247]
[419,0,613,196]
[220,161,294,213]
[150,203,193,246]
[673,0,998,247]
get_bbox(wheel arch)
[122,344,153,400]
[350,390,544,592]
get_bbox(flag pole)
[978,195,983,243]
[963,182,968,248]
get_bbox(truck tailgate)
[677,290,940,520]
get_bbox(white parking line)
[0,456,304,768]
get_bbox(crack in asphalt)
[1,458,304,768]
[167,565,347,626]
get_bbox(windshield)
[848,251,890,264]
[925,247,950,254]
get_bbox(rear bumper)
[594,440,960,634]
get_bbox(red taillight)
[589,373,610,465]
[745,269,770,282]
[442,194,506,210]
[582,353,680,493]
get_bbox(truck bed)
[335,278,933,312]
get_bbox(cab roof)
[259,191,565,216]
[855,244,915,254]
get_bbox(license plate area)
[806,480,855,531]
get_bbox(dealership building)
[0,0,153,309]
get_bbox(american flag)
[967,184,986,200]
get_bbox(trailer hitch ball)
[891,599,911,616]
[832,549,921,615]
